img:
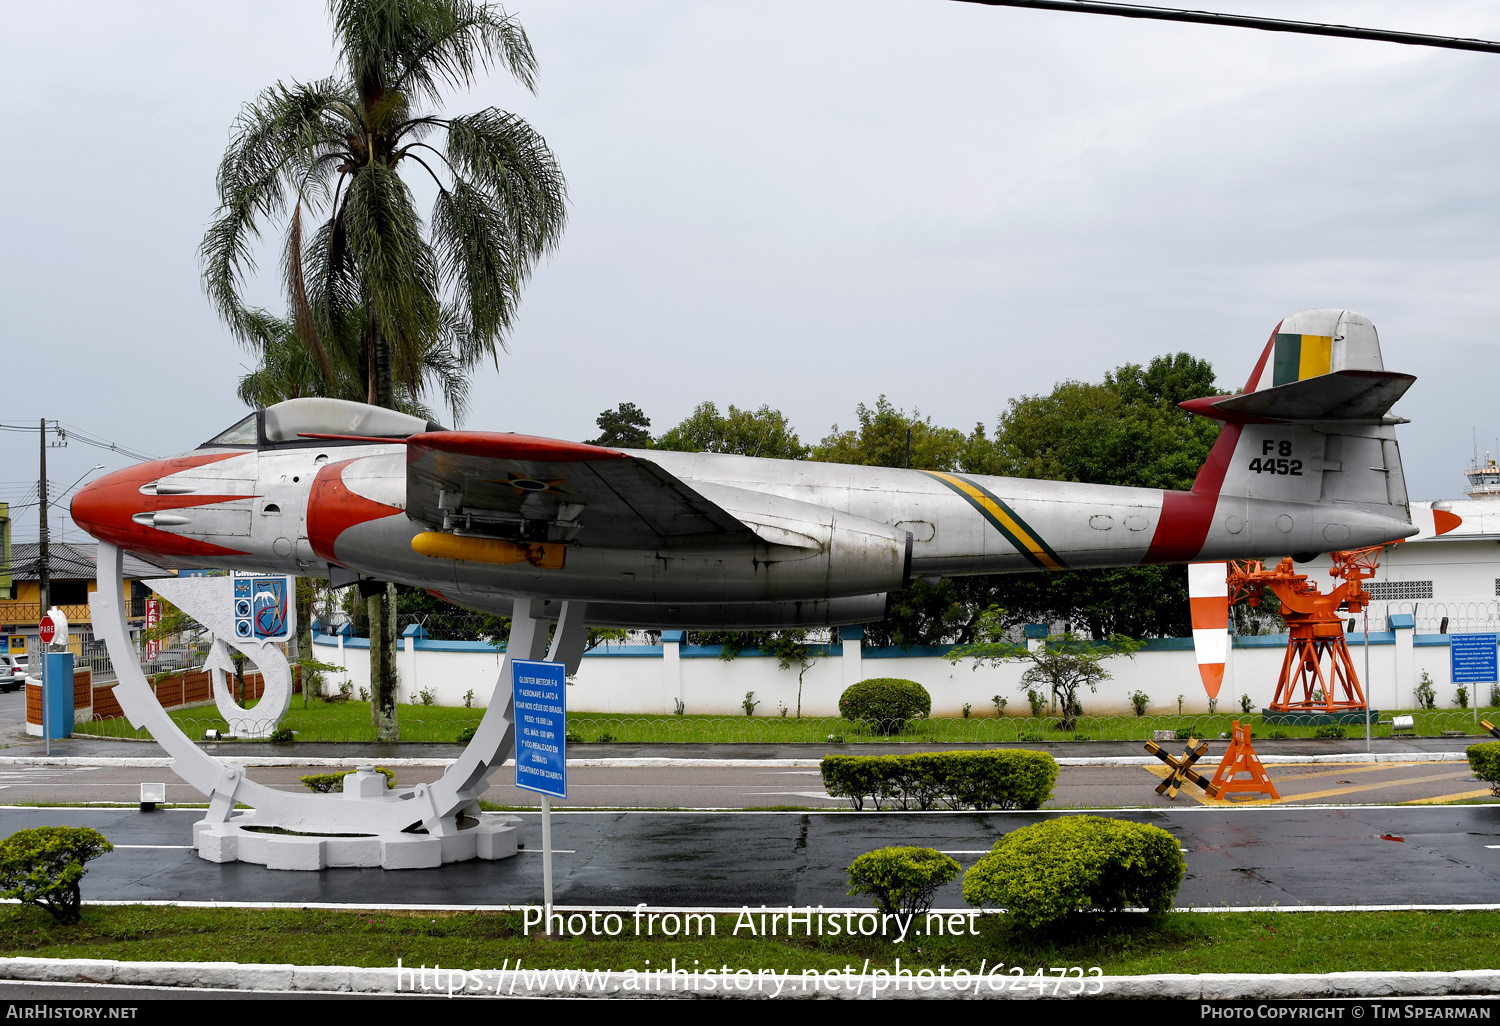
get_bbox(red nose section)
[70,453,252,559]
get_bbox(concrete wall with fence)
[310,619,1491,719]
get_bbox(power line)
[57,422,157,462]
[951,1,1500,55]
[0,421,156,462]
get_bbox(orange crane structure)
[1227,546,1384,717]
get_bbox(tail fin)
[1148,309,1416,563]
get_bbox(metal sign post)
[38,613,55,757]
[1363,607,1371,753]
[513,659,567,932]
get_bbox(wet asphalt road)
[6,804,1499,911]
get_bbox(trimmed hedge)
[848,846,962,916]
[1468,742,1500,796]
[0,826,113,924]
[821,750,1057,811]
[963,816,1185,930]
[838,678,931,733]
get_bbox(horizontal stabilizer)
[1182,369,1414,424]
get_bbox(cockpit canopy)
[202,398,444,449]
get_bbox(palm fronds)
[201,1,565,424]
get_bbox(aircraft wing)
[405,431,759,549]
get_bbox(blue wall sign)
[1451,633,1498,685]
[513,659,567,799]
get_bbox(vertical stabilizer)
[1149,309,1416,564]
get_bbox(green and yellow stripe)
[1271,332,1333,386]
[921,471,1066,570]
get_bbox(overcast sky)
[5,0,1500,543]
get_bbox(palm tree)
[233,310,468,423]
[201,0,567,740]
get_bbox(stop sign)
[38,616,55,645]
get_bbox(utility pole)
[38,418,48,620]
[38,419,49,759]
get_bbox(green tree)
[946,611,1144,730]
[990,353,1221,489]
[200,0,567,741]
[588,402,653,448]
[767,630,823,719]
[656,402,807,459]
[812,396,979,470]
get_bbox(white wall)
[313,628,1480,717]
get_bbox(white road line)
[111,845,193,850]
[743,791,839,799]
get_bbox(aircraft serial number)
[1247,458,1302,476]
[1249,439,1302,476]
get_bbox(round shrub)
[839,677,932,733]
[963,816,1184,930]
[1468,742,1500,796]
[848,846,962,916]
[0,826,113,923]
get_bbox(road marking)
[938,850,992,855]
[743,792,840,799]
[1143,764,1470,806]
[518,849,575,854]
[1403,789,1493,805]
[111,845,193,850]
[1260,770,1471,805]
[1267,761,1434,783]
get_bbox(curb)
[1,958,1497,999]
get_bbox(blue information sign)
[513,659,567,799]
[1451,634,1499,685]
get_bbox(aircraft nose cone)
[70,462,165,550]
[69,452,249,559]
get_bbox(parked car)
[0,655,28,693]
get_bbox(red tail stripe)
[1143,423,1242,564]
[1143,322,1282,565]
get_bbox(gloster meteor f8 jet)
[72,308,1419,633]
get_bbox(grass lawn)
[2,905,1499,976]
[74,700,483,744]
[72,701,1500,746]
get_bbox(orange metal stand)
[1227,546,1382,716]
[1208,720,1280,800]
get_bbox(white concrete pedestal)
[192,811,522,870]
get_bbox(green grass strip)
[71,703,1500,746]
[3,906,1500,975]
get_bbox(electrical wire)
[0,421,156,463]
[952,1,1500,55]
